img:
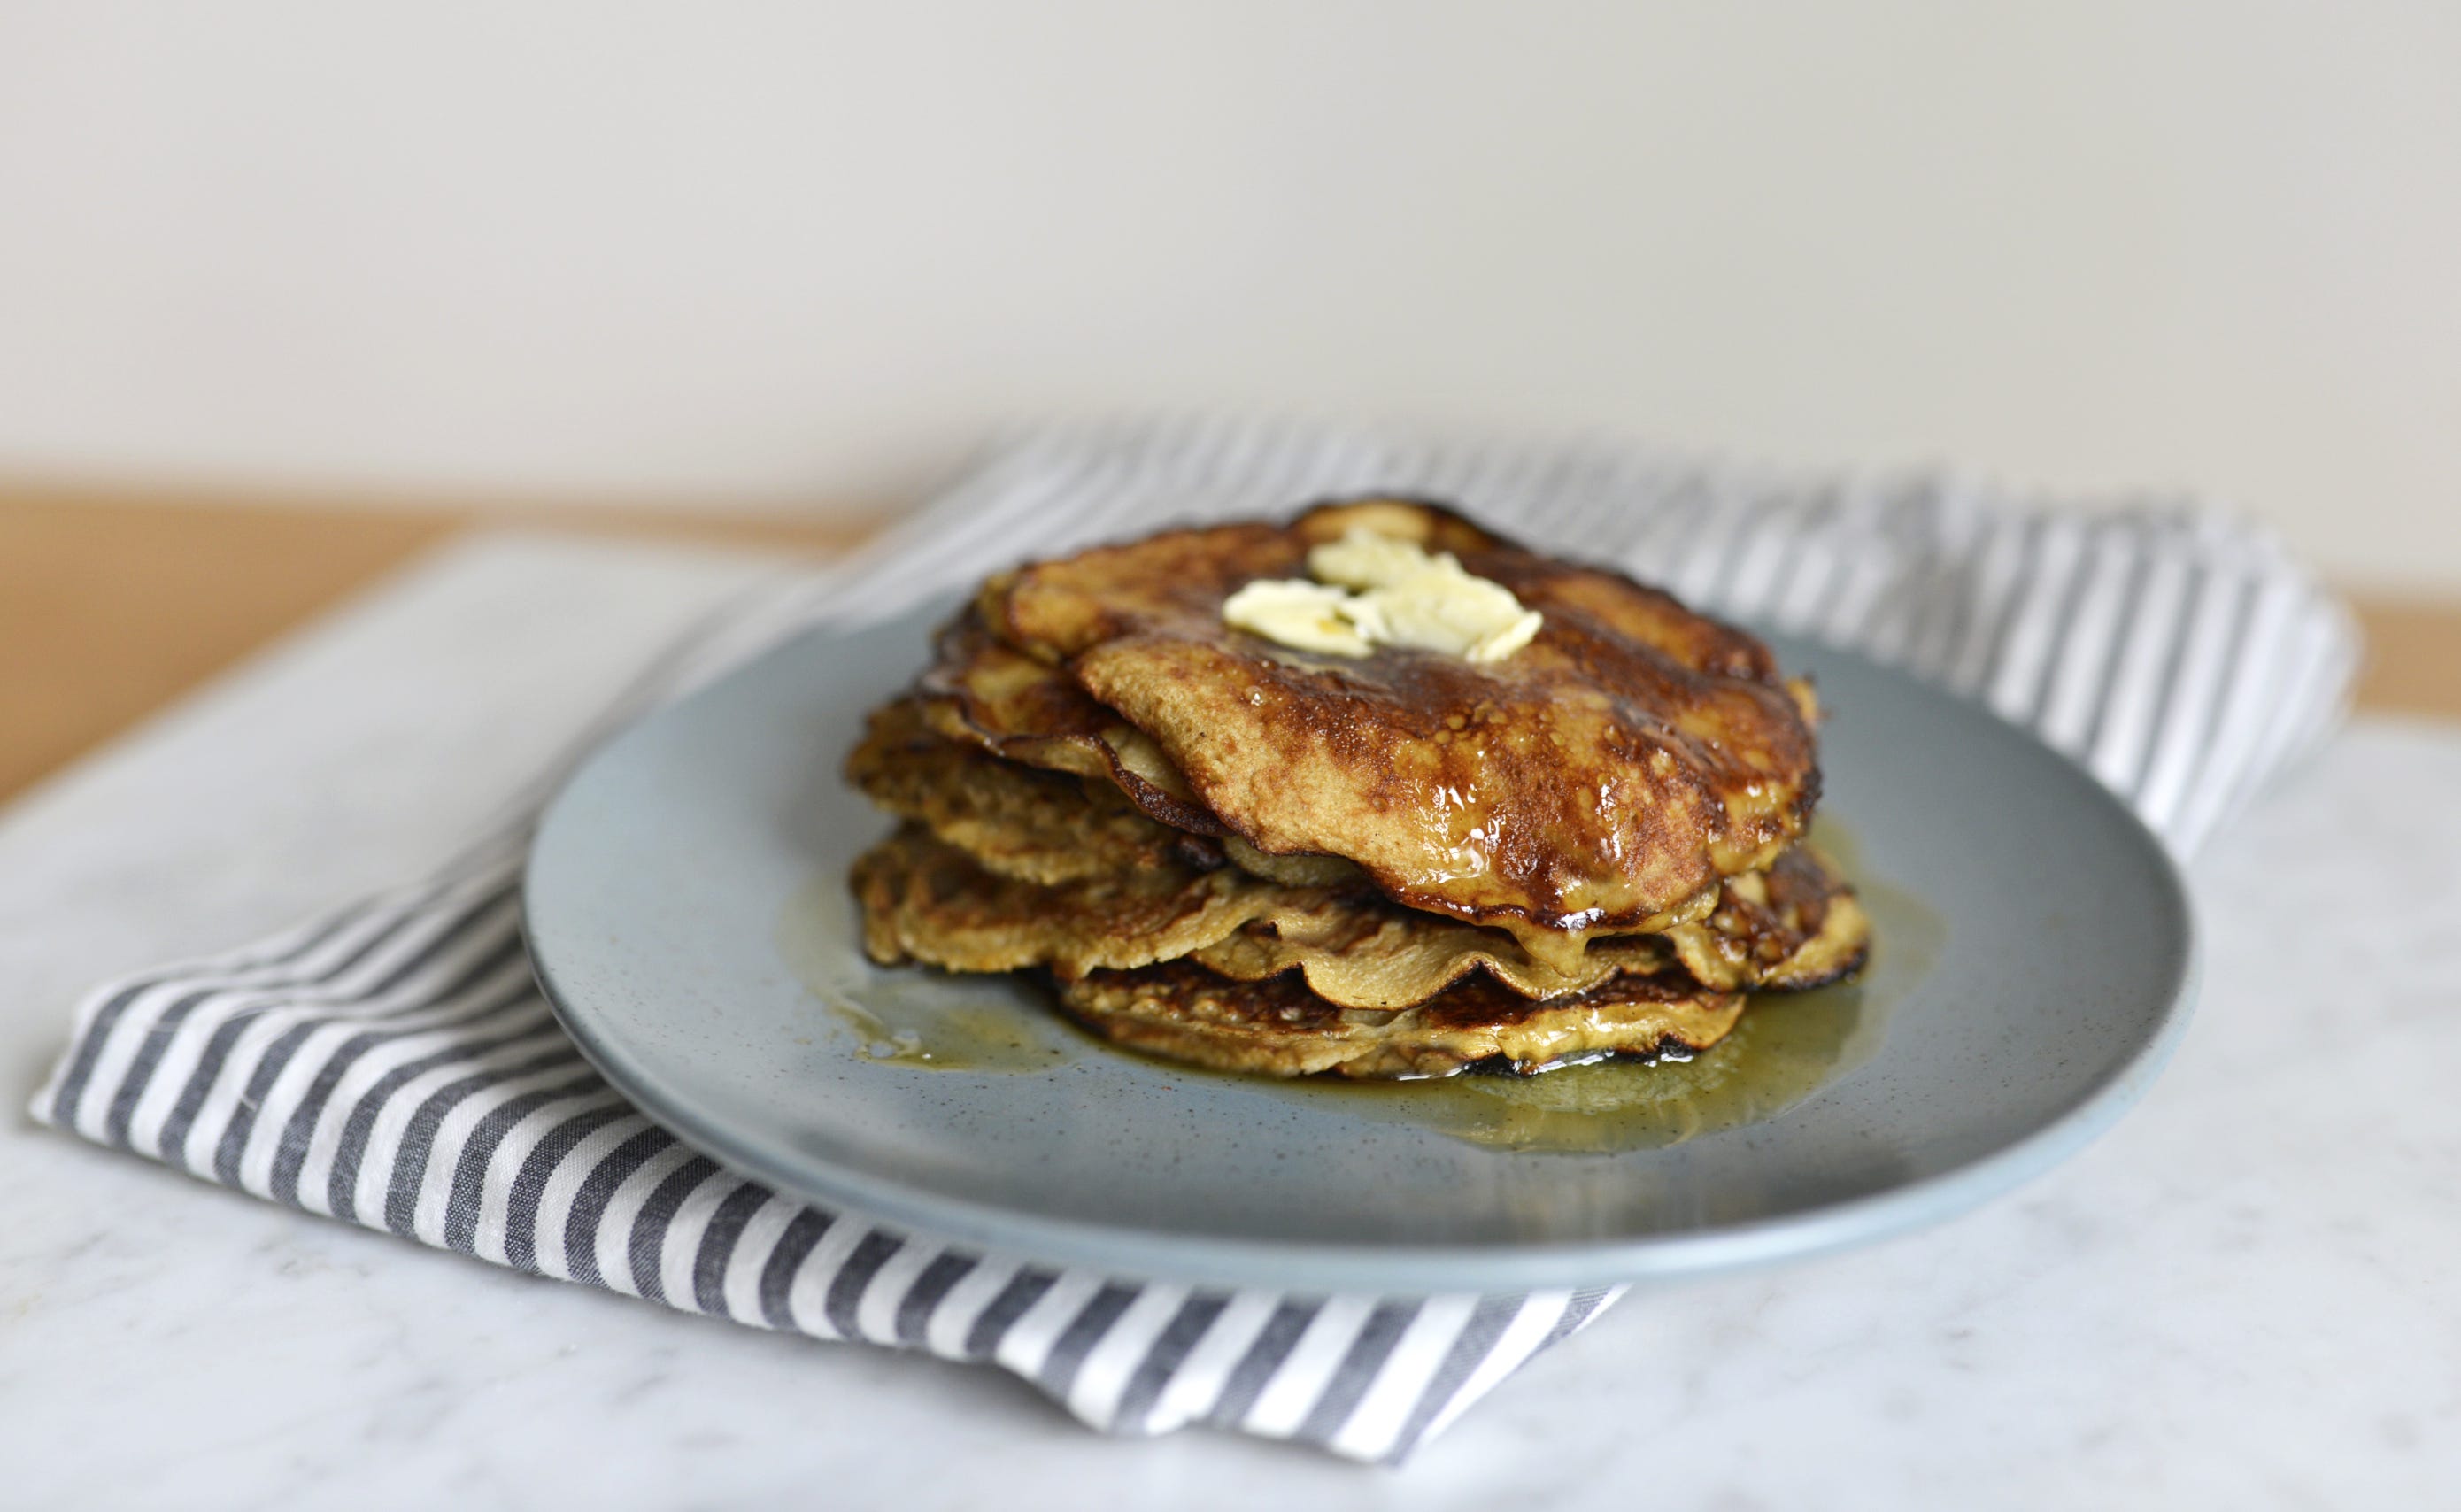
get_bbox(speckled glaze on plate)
[524,598,2195,1292]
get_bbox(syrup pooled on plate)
[777,874,1077,1073]
[779,821,1940,1150]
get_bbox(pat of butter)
[1215,578,1377,657]
[1223,528,1542,664]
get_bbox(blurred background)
[4,2,2457,790]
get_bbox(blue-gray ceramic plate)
[525,600,2195,1292]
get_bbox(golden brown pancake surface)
[851,823,1656,1007]
[848,815,1865,1009]
[976,499,1820,969]
[846,698,1221,884]
[850,825,1311,979]
[1661,845,1871,993]
[1053,960,1747,1079]
[914,611,1223,835]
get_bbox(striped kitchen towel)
[31,417,2357,1463]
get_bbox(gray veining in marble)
[1,533,2454,1509]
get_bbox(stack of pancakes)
[846,498,1869,1079]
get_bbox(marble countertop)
[2,534,2454,1509]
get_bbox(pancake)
[914,611,1224,835]
[975,499,1820,971]
[846,698,1222,884]
[852,823,1655,1005]
[1192,845,1864,1001]
[1052,960,1747,1079]
[850,821,1864,1010]
[1181,894,1674,1008]
[850,824,1314,979]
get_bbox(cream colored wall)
[3,3,2456,586]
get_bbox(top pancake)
[975,498,1821,969]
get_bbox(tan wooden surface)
[0,482,875,803]
[0,482,2452,806]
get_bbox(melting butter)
[1223,528,1542,664]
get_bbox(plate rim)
[524,617,2200,1292]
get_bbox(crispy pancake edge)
[845,698,1223,884]
[914,610,1225,835]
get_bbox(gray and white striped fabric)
[31,417,2357,1462]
